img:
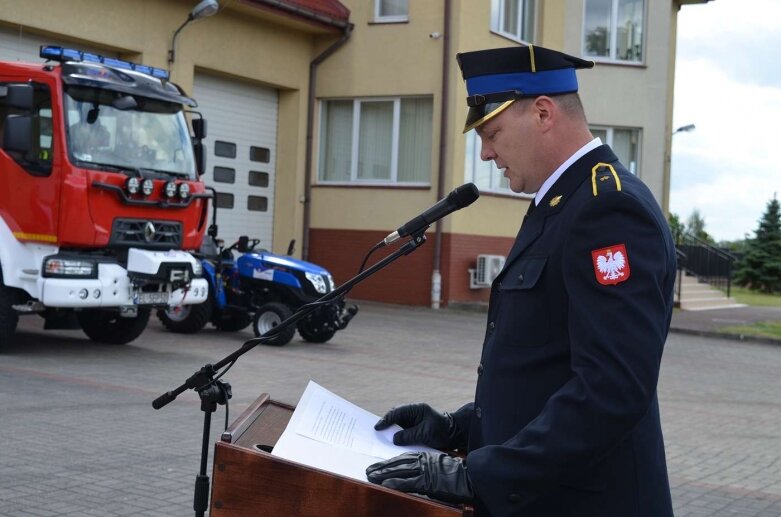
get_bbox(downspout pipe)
[431,0,452,308]
[302,24,354,260]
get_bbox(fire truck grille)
[109,219,183,249]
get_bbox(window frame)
[317,96,432,187]
[374,0,409,24]
[490,0,536,44]
[464,130,531,198]
[582,0,647,65]
[590,125,642,175]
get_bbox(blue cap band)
[466,68,578,97]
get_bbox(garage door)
[0,26,116,63]
[193,73,278,251]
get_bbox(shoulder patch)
[591,163,622,196]
[591,244,631,285]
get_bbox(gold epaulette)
[591,162,622,196]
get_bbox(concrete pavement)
[0,302,779,516]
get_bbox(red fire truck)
[0,46,210,347]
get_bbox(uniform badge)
[549,195,562,207]
[591,244,630,285]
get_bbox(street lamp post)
[673,123,696,135]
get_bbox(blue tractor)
[158,221,357,346]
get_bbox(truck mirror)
[6,84,34,111]
[193,141,206,176]
[192,118,207,139]
[3,115,33,153]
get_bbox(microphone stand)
[153,231,428,517]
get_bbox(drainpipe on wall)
[302,25,354,259]
[431,0,452,309]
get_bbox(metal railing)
[675,232,736,297]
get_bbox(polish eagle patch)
[591,244,630,285]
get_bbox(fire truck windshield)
[64,86,197,180]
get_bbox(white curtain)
[357,101,393,180]
[319,100,353,181]
[398,98,432,182]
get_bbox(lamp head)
[190,0,219,20]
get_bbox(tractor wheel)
[157,301,212,334]
[297,319,336,343]
[212,309,252,332]
[0,284,20,349]
[252,302,295,346]
[78,308,151,345]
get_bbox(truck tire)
[212,309,252,332]
[157,301,212,334]
[0,285,19,348]
[253,302,295,346]
[297,319,336,343]
[78,308,151,345]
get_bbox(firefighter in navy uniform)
[366,45,677,517]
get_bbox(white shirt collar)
[534,137,602,206]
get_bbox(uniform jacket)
[452,145,676,516]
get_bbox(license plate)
[135,292,170,305]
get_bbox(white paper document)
[271,380,438,482]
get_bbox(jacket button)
[477,363,483,375]
[518,273,524,282]
[475,407,482,419]
[488,321,495,331]
[508,494,521,504]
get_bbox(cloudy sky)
[670,0,781,242]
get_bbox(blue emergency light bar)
[39,45,170,81]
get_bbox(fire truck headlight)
[142,179,154,196]
[126,177,140,195]
[43,257,97,278]
[164,181,177,198]
[178,183,190,199]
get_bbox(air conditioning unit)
[469,254,506,289]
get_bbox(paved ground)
[0,302,779,516]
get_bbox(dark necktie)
[522,200,536,225]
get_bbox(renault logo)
[143,222,156,243]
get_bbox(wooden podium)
[210,393,474,516]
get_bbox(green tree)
[734,195,781,293]
[686,209,713,243]
[667,212,684,244]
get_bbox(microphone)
[384,183,480,245]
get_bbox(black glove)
[374,403,456,450]
[366,452,474,503]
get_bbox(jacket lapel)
[498,145,619,277]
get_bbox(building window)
[215,192,234,209]
[214,141,236,158]
[591,126,640,174]
[213,166,235,183]
[465,132,520,195]
[375,0,408,23]
[249,146,270,163]
[584,0,645,63]
[318,97,432,185]
[249,171,269,188]
[247,195,268,212]
[491,0,536,43]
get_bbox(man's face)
[476,101,542,194]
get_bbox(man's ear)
[533,96,556,131]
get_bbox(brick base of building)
[308,229,515,307]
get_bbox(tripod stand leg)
[194,402,214,517]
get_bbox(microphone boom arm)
[153,231,429,410]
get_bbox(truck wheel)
[212,310,252,332]
[297,320,336,343]
[157,301,212,334]
[0,285,20,348]
[78,308,151,345]
[253,302,295,346]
